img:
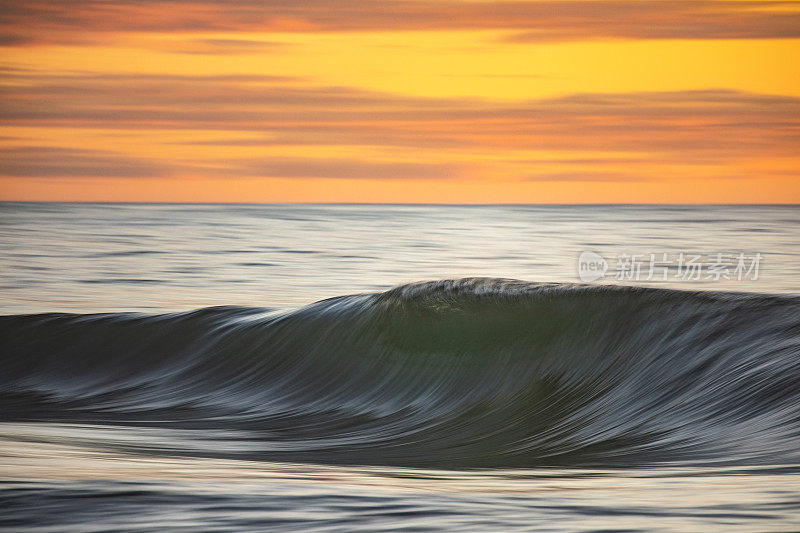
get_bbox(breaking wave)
[2,278,799,469]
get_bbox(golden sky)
[1,0,799,202]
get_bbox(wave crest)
[2,279,799,468]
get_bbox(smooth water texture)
[1,203,799,532]
[1,203,798,314]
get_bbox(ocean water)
[1,203,799,531]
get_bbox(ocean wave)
[2,278,799,469]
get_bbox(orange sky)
[1,0,799,203]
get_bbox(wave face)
[2,278,799,469]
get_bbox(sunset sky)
[0,0,799,203]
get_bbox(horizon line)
[0,201,798,207]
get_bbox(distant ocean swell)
[2,278,799,469]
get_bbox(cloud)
[523,171,647,182]
[1,1,799,46]
[231,157,463,179]
[0,146,171,178]
[171,38,289,54]
[0,145,462,181]
[0,33,33,46]
[1,69,798,182]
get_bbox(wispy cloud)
[0,146,170,178]
[232,158,464,180]
[172,38,289,54]
[2,67,798,182]
[1,1,799,46]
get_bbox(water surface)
[1,203,799,531]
